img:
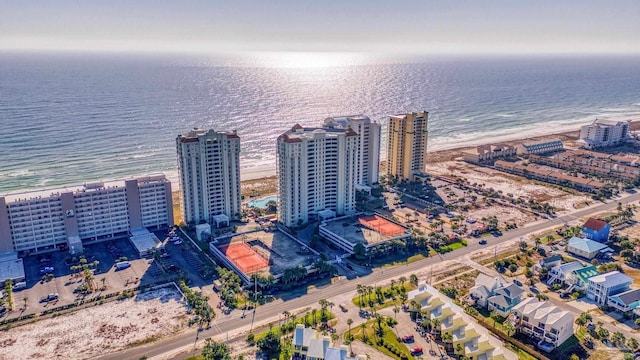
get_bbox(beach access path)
[98,191,640,360]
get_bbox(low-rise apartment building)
[518,139,564,155]
[0,175,173,254]
[586,271,633,306]
[463,144,516,164]
[510,298,574,351]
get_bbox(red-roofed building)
[582,218,611,242]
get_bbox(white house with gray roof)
[608,288,640,313]
[587,271,633,306]
[293,324,366,360]
[511,298,574,351]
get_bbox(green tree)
[256,331,281,357]
[201,338,231,360]
[576,312,592,327]
[626,337,639,351]
[409,274,418,286]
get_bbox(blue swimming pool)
[247,195,277,208]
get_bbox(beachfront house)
[469,274,523,317]
[510,298,574,352]
[586,271,633,306]
[607,288,640,314]
[566,237,613,260]
[581,218,611,242]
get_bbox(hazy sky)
[1,0,639,54]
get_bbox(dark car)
[479,239,487,245]
[401,334,415,343]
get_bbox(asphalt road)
[99,192,640,360]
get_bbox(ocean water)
[1,51,640,193]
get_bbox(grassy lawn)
[253,310,336,342]
[436,239,468,253]
[351,319,412,360]
[352,283,416,310]
[504,343,537,360]
[382,253,427,268]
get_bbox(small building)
[128,228,162,257]
[581,218,611,242]
[539,254,563,269]
[511,298,574,351]
[566,237,613,259]
[0,253,25,287]
[195,223,211,241]
[519,139,564,155]
[463,144,517,164]
[607,288,640,313]
[587,271,633,306]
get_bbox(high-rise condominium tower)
[277,124,358,227]
[323,115,381,187]
[176,128,241,225]
[386,111,429,180]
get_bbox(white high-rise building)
[323,115,381,187]
[0,175,173,254]
[176,128,241,225]
[578,119,630,149]
[277,124,358,228]
[387,111,429,180]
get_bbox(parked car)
[514,279,523,286]
[174,240,183,245]
[40,293,59,302]
[401,334,415,343]
[479,239,487,245]
[410,347,423,355]
[39,267,54,275]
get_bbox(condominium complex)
[277,124,358,227]
[0,175,173,254]
[323,115,381,187]
[176,128,241,225]
[578,119,630,149]
[386,111,429,180]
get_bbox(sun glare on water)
[249,51,368,68]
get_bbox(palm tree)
[399,276,407,289]
[393,306,400,320]
[409,274,418,286]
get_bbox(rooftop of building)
[320,214,409,246]
[555,261,585,274]
[589,271,633,286]
[176,128,239,142]
[541,254,563,264]
[0,254,25,283]
[522,139,563,147]
[583,218,609,231]
[323,114,374,126]
[567,237,612,253]
[608,288,640,306]
[572,265,599,282]
[278,124,358,143]
[1,174,169,203]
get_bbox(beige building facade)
[386,111,429,180]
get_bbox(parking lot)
[1,230,215,320]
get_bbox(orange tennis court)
[358,215,405,237]
[219,242,270,274]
